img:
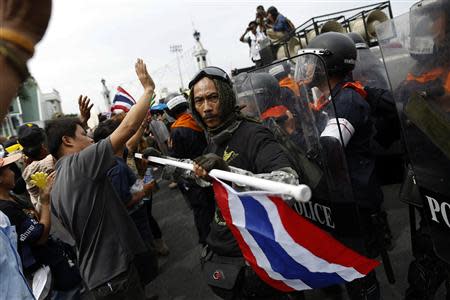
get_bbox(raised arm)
[240,27,249,43]
[110,59,155,153]
[126,112,151,152]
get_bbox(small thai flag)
[212,179,380,291]
[111,86,136,113]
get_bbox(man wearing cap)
[20,96,93,209]
[165,94,214,245]
[18,123,55,208]
[188,66,298,299]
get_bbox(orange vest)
[279,77,300,96]
[309,95,330,112]
[406,68,450,94]
[261,105,288,120]
[171,113,203,132]
[342,81,368,99]
[310,81,368,112]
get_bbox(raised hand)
[135,59,155,93]
[78,95,93,125]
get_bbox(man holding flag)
[187,66,379,299]
[188,66,298,299]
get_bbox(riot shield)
[352,47,389,90]
[377,9,450,263]
[237,55,366,249]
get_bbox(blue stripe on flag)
[113,94,135,106]
[240,195,346,289]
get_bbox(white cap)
[167,95,188,110]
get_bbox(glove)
[30,172,48,189]
[194,153,229,172]
[142,147,162,159]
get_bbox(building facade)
[1,78,63,137]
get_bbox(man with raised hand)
[47,59,155,300]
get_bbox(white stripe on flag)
[116,92,136,103]
[227,191,311,290]
[252,195,365,282]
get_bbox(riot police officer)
[303,32,385,300]
[377,0,450,298]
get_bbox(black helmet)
[347,32,368,49]
[306,32,357,77]
[236,72,281,116]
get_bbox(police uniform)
[395,66,450,300]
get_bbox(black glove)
[142,147,162,159]
[194,153,229,172]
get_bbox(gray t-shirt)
[51,138,146,290]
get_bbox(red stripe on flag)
[268,195,379,275]
[111,104,131,113]
[117,86,136,102]
[212,180,295,292]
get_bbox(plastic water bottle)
[143,167,154,184]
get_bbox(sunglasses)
[188,66,231,89]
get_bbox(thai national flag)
[212,179,380,291]
[111,86,136,113]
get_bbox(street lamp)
[170,44,184,90]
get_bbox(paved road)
[145,181,446,300]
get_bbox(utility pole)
[170,44,184,91]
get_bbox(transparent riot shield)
[238,55,365,249]
[352,47,390,90]
[377,9,450,263]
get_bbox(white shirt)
[244,31,266,61]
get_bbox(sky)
[29,0,415,114]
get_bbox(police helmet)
[306,32,357,77]
[250,73,281,114]
[347,32,369,50]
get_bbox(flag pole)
[135,153,311,202]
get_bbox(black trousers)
[144,198,162,240]
[178,181,215,244]
[405,212,450,300]
[90,264,146,300]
